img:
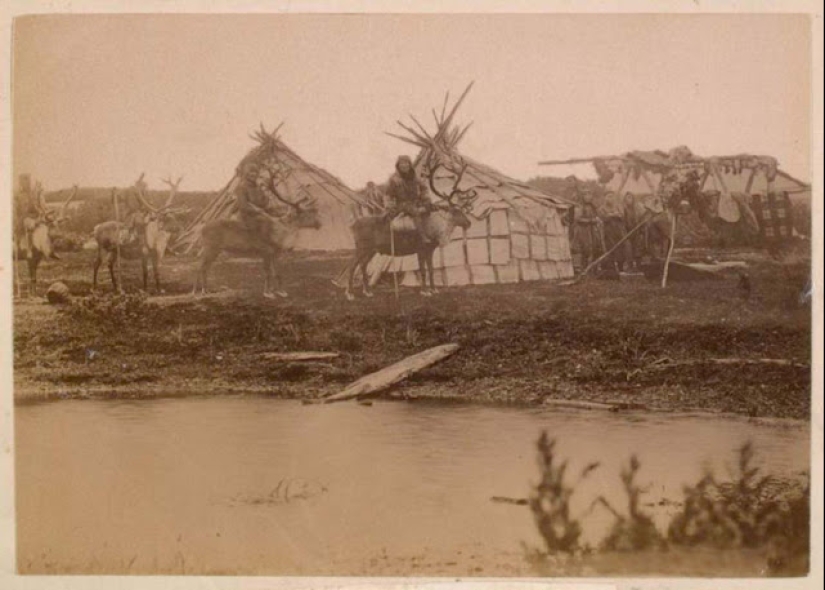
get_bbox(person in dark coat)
[235,158,283,244]
[384,155,432,243]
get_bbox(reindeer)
[15,183,78,296]
[343,153,478,301]
[92,174,187,293]
[191,168,322,299]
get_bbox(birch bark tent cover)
[367,84,575,288]
[173,125,363,254]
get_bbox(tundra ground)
[12,248,811,419]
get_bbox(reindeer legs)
[345,254,361,301]
[262,255,288,300]
[93,249,103,291]
[150,249,162,294]
[193,247,219,296]
[261,253,287,299]
[141,249,150,292]
[361,257,373,298]
[426,249,438,294]
[108,250,121,293]
[417,252,432,297]
[345,252,373,301]
[27,255,39,297]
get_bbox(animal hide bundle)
[390,215,417,233]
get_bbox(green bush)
[599,455,665,552]
[668,442,807,552]
[527,435,809,572]
[528,432,600,554]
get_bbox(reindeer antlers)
[261,162,317,212]
[132,172,159,214]
[160,175,184,209]
[426,152,472,203]
[161,175,184,188]
[424,152,480,213]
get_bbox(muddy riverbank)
[13,251,811,419]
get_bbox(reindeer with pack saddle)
[92,174,188,293]
[14,182,78,297]
[191,129,322,299]
[343,151,478,301]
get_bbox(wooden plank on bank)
[261,352,341,362]
[542,399,621,412]
[323,343,460,403]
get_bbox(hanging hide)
[732,192,760,233]
[718,192,741,223]
[593,158,615,184]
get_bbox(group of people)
[570,188,652,273]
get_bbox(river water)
[15,397,809,576]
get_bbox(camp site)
[8,11,817,581]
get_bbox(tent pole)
[661,212,678,288]
[573,212,651,283]
[744,167,757,194]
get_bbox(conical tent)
[368,84,574,287]
[173,124,363,254]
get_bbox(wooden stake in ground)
[112,188,123,293]
[323,343,460,403]
[390,224,399,300]
[661,212,678,288]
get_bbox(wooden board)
[323,343,460,403]
[643,261,725,282]
[261,352,341,362]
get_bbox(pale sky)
[12,13,812,192]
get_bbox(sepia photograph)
[2,1,822,587]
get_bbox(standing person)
[572,189,601,271]
[384,155,432,243]
[623,192,646,270]
[599,190,631,272]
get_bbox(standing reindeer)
[15,183,78,296]
[343,153,478,301]
[192,162,322,299]
[92,174,186,293]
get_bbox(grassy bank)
[13,249,811,419]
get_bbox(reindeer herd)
[13,150,484,304]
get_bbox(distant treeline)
[525,175,601,202]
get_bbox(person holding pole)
[384,155,432,244]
